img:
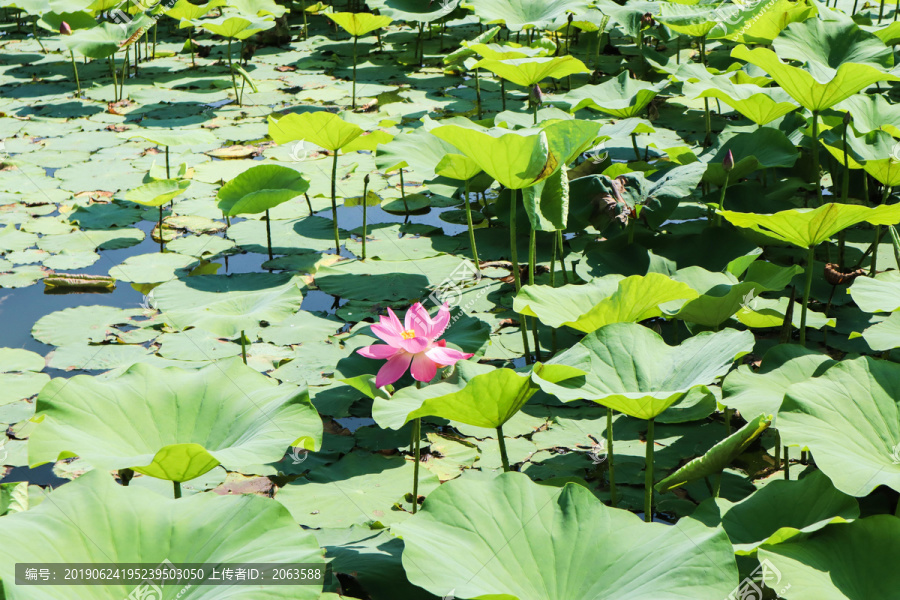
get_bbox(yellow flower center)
[400,329,417,340]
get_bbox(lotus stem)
[784,447,790,479]
[799,245,815,345]
[173,481,182,499]
[119,468,134,486]
[715,172,730,227]
[645,418,655,523]
[412,417,421,513]
[352,35,358,109]
[475,67,482,120]
[501,78,506,111]
[607,407,617,507]
[190,30,195,67]
[158,206,165,252]
[362,174,369,260]
[810,110,822,206]
[240,329,248,364]
[305,193,314,216]
[463,178,480,274]
[68,50,81,96]
[264,209,274,261]
[879,0,886,23]
[111,55,118,99]
[528,226,540,361]
[497,424,510,472]
[165,146,170,179]
[227,38,240,107]
[774,430,781,470]
[871,225,882,276]
[33,20,46,53]
[724,407,732,435]
[301,0,308,40]
[509,189,532,363]
[120,48,129,101]
[631,133,641,161]
[331,151,340,254]
[557,230,569,284]
[399,168,409,213]
[153,23,157,58]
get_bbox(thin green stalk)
[412,417,421,513]
[871,225,882,276]
[715,172,730,227]
[69,50,81,96]
[557,230,569,284]
[165,146,170,179]
[475,67,482,120]
[362,175,369,260]
[645,418,655,523]
[227,38,240,106]
[799,245,815,345]
[120,48,129,100]
[173,481,182,499]
[724,407,732,435]
[631,133,641,161]
[305,193,314,216]
[463,178,480,273]
[607,407,616,507]
[399,168,409,213]
[189,29,195,67]
[265,209,273,261]
[240,329,247,364]
[510,189,531,363]
[331,151,340,254]
[841,117,850,204]
[811,110,822,206]
[497,424,510,472]
[784,447,790,480]
[158,206,164,252]
[774,430,781,470]
[153,22,157,58]
[352,35,358,109]
[501,78,506,111]
[528,226,540,362]
[301,0,308,40]
[33,19,47,53]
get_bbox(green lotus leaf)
[37,9,95,32]
[554,71,666,118]
[124,178,190,207]
[394,472,739,600]
[521,162,568,230]
[62,21,131,58]
[722,344,836,419]
[467,41,548,60]
[444,26,501,65]
[730,44,900,112]
[150,273,305,337]
[656,414,772,494]
[514,272,698,333]
[656,3,719,37]
[111,251,199,284]
[719,203,900,249]
[119,128,218,148]
[777,356,900,496]
[474,55,589,88]
[470,0,590,32]
[371,0,458,23]
[759,516,900,600]
[851,311,900,351]
[821,129,900,186]
[31,305,141,346]
[662,263,803,327]
[773,17,894,83]
[431,122,551,189]
[375,127,459,177]
[735,296,836,330]
[683,76,799,126]
[0,347,49,407]
[165,0,226,22]
[229,0,286,18]
[595,0,660,37]
[0,470,324,599]
[542,118,604,166]
[534,323,754,419]
[835,93,900,136]
[689,470,859,555]
[197,14,274,39]
[848,270,900,313]
[434,153,483,181]
[216,164,310,216]
[701,126,799,185]
[326,11,392,37]
[708,0,812,43]
[29,359,322,482]
[268,111,364,151]
[371,361,584,430]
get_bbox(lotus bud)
[641,12,655,27]
[364,173,370,184]
[530,84,543,106]
[843,111,852,125]
[60,21,72,35]
[567,13,574,24]
[723,149,734,173]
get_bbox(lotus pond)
[1,0,900,597]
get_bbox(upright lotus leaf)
[166,0,226,24]
[722,344,836,419]
[851,312,900,351]
[730,45,900,112]
[707,0,811,43]
[268,111,363,151]
[662,264,803,327]
[542,118,604,166]
[394,472,739,600]
[656,3,719,37]
[759,516,900,600]
[521,163,569,231]
[151,273,305,337]
[471,0,590,31]
[821,129,900,186]
[374,0,457,23]
[326,11,392,36]
[431,123,551,189]
[62,20,130,58]
[533,322,754,419]
[434,153,482,181]
[29,359,322,482]
[124,179,190,207]
[554,71,666,118]
[655,414,772,493]
[719,203,900,249]
[0,470,325,600]
[848,270,900,313]
[371,361,583,430]
[376,128,459,179]
[217,164,310,215]
[595,0,660,37]
[474,56,589,88]
[773,17,894,83]
[514,273,698,333]
[467,41,547,60]
[836,93,900,137]
[701,127,799,185]
[777,356,900,496]
[229,0,286,18]
[444,26,501,65]
[682,76,799,126]
[197,14,274,39]
[688,471,859,555]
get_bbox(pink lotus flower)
[357,302,473,388]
